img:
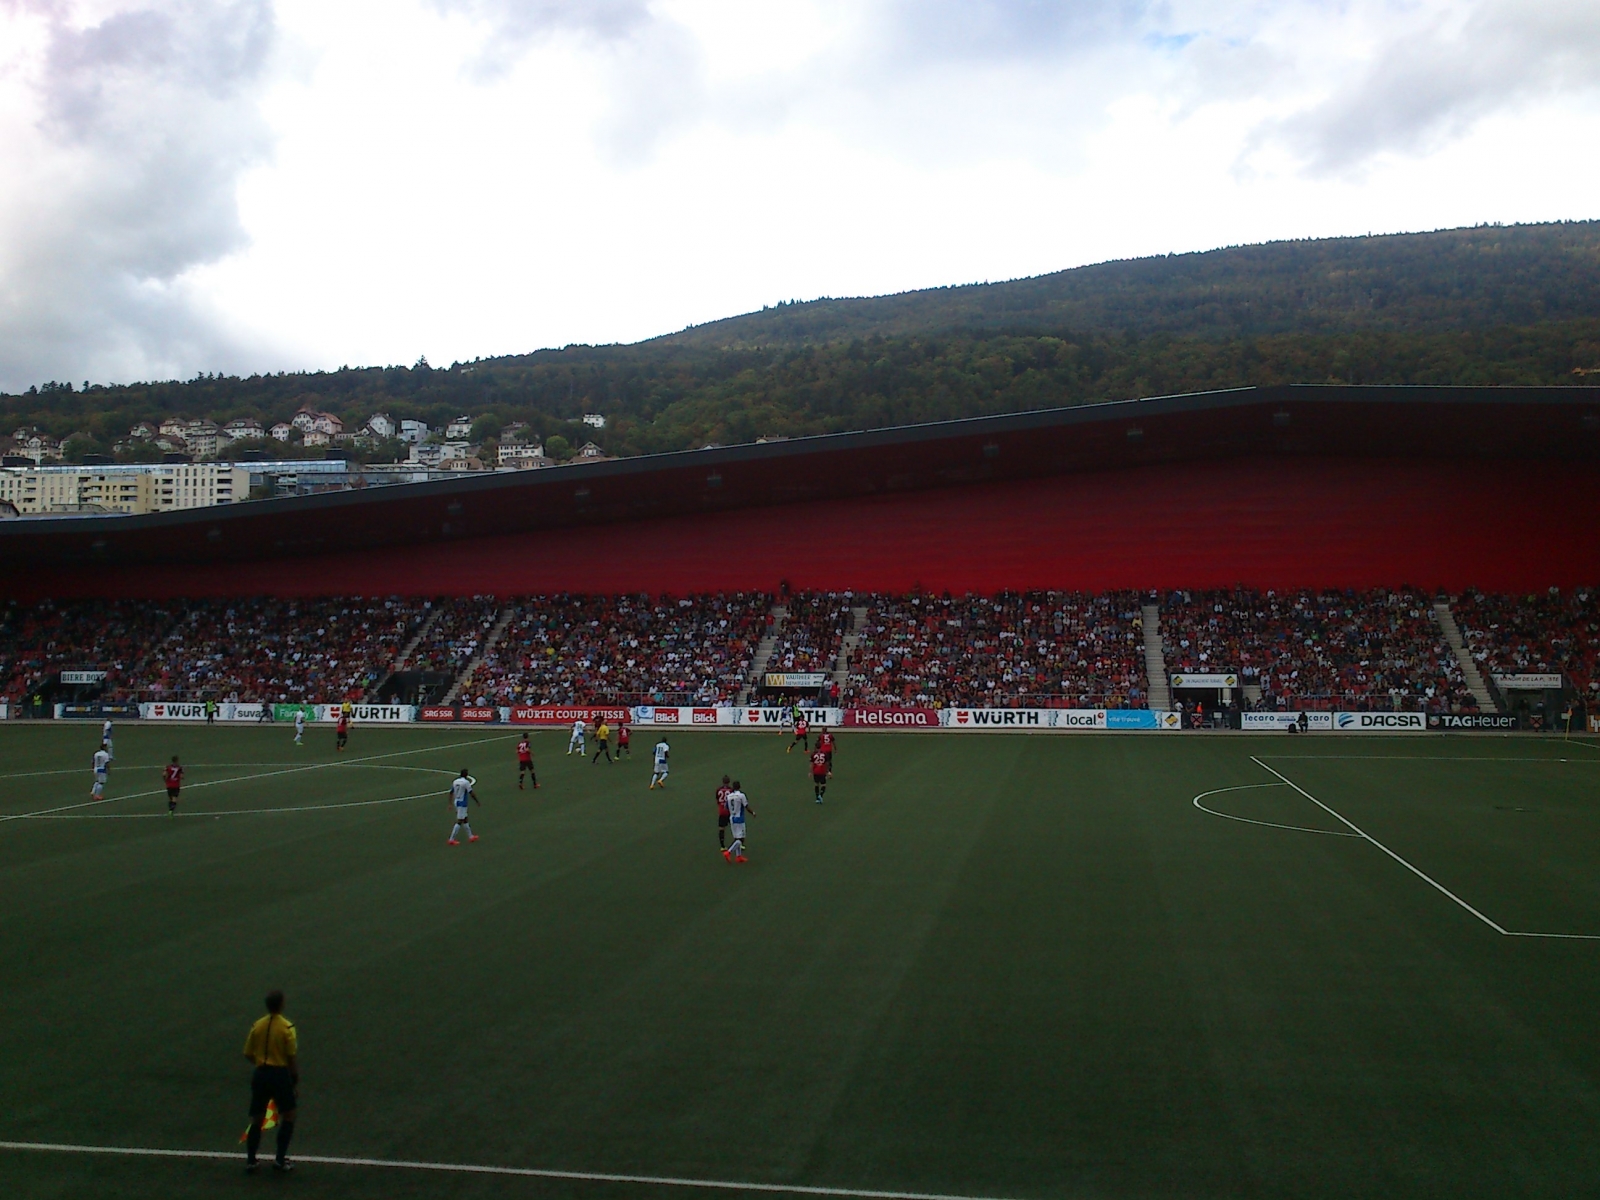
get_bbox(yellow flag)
[238,1098,278,1142]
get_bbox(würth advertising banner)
[510,706,630,725]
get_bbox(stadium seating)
[0,598,183,704]
[843,591,1147,708]
[1452,588,1600,697]
[1161,588,1473,711]
[406,595,503,677]
[457,593,769,707]
[139,597,427,703]
[767,592,853,675]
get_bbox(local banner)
[1332,711,1427,732]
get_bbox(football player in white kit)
[447,769,480,845]
[567,719,586,755]
[649,739,670,789]
[91,747,111,799]
[722,782,751,862]
[101,718,114,759]
[293,709,306,745]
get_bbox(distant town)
[0,405,616,516]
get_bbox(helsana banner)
[843,707,940,728]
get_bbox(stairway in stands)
[832,605,867,699]
[1141,602,1172,710]
[1434,600,1499,712]
[736,603,787,705]
[391,604,443,671]
[443,605,516,705]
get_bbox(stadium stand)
[1161,588,1474,711]
[138,597,426,703]
[456,593,769,706]
[1452,588,1600,697]
[842,591,1147,709]
[405,595,502,677]
[768,593,853,676]
[0,598,181,704]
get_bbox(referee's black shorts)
[250,1065,297,1117]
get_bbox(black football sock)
[246,1122,262,1162]
[276,1119,294,1162]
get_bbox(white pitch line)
[1249,756,1513,935]
[0,1141,1018,1200]
[0,734,514,825]
[1254,755,1598,764]
[24,790,439,819]
[1192,782,1362,836]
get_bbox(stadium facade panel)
[1,383,1596,600]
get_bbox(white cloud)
[1,0,1597,392]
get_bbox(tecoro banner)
[60,670,108,685]
[1242,712,1334,731]
[1168,673,1239,689]
[510,706,631,725]
[1333,711,1426,732]
[1428,713,1519,730]
[764,673,828,689]
[1492,673,1563,690]
[843,707,940,728]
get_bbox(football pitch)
[3,723,1600,1199]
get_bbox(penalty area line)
[0,1141,1018,1200]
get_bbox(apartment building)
[0,463,249,515]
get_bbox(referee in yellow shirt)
[242,990,298,1173]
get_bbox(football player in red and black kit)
[715,774,732,850]
[335,712,349,752]
[816,728,834,777]
[788,715,809,754]
[516,735,537,789]
[809,748,830,803]
[616,723,631,759]
[163,755,184,817]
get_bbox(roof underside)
[2,384,1596,574]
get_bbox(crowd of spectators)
[1161,588,1473,712]
[0,597,425,706]
[458,593,770,707]
[843,591,1147,709]
[1453,588,1600,698]
[405,596,503,677]
[0,599,182,704]
[137,597,426,703]
[767,593,853,676]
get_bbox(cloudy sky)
[1,0,1597,392]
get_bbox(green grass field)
[3,722,1600,1199]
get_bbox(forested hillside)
[4,222,1598,462]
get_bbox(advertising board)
[1168,672,1239,689]
[763,673,828,689]
[632,706,722,725]
[843,707,940,728]
[1591,714,1600,734]
[316,704,413,723]
[941,708,1085,728]
[420,706,457,722]
[1492,674,1563,690]
[1106,710,1168,730]
[140,702,208,721]
[1427,713,1519,731]
[1241,712,1334,731]
[1333,711,1426,732]
[733,706,842,727]
[60,670,108,685]
[510,706,631,725]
